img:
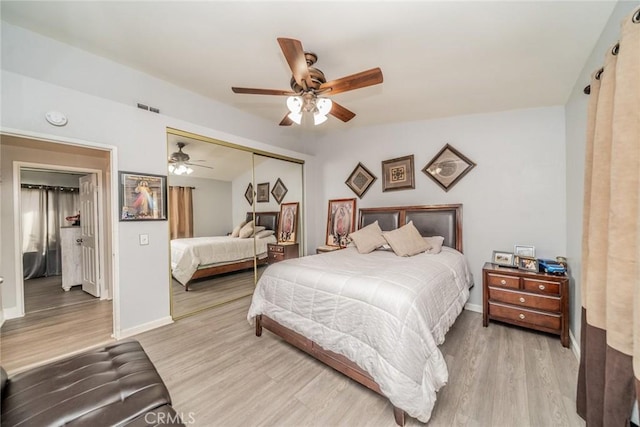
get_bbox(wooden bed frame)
[255,204,463,425]
[182,211,279,291]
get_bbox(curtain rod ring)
[583,85,591,95]
[595,68,604,80]
[633,9,640,23]
[612,43,619,55]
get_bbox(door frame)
[3,128,120,337]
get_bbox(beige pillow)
[424,236,445,254]
[231,220,247,237]
[255,229,275,239]
[348,221,387,254]
[383,221,429,257]
[252,226,266,237]
[239,220,255,238]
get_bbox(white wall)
[21,170,83,187]
[168,175,232,237]
[0,24,313,334]
[564,0,639,342]
[308,106,567,309]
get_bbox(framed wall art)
[256,182,270,203]
[244,183,254,205]
[271,178,288,204]
[422,144,476,192]
[119,171,167,221]
[381,155,415,192]
[345,162,377,199]
[326,198,356,247]
[278,202,299,243]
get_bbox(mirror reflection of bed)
[167,131,304,318]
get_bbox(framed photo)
[326,198,356,247]
[345,162,376,199]
[256,182,270,203]
[271,178,288,204]
[422,144,476,192]
[517,256,539,272]
[119,171,167,221]
[514,245,535,257]
[278,202,299,243]
[382,155,415,192]
[492,250,515,267]
[244,183,253,205]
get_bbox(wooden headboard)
[358,204,463,253]
[246,211,280,232]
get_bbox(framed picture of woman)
[326,198,356,247]
[278,202,299,243]
[119,171,167,221]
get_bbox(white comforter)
[171,235,276,285]
[247,246,472,422]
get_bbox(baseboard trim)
[117,316,173,339]
[4,307,24,320]
[569,329,580,360]
[464,303,482,313]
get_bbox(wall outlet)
[139,234,149,245]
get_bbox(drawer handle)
[519,313,525,320]
[539,284,546,291]
[500,279,507,285]
[519,297,525,303]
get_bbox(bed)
[247,204,472,425]
[171,211,279,291]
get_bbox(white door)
[79,174,100,297]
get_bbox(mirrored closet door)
[167,130,304,319]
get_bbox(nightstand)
[482,262,569,347]
[268,243,299,264]
[316,245,343,254]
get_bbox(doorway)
[0,132,118,373]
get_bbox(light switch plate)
[139,234,149,245]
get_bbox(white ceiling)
[1,1,616,131]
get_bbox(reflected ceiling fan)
[232,38,383,126]
[168,142,214,175]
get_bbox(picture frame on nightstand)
[517,256,539,272]
[492,250,516,267]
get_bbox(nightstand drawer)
[269,253,284,263]
[486,273,519,289]
[523,278,560,296]
[489,287,561,312]
[269,244,284,253]
[489,302,561,331]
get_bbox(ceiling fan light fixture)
[168,162,193,175]
[286,96,303,114]
[288,111,302,125]
[316,97,332,116]
[313,113,328,125]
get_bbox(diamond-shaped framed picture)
[244,183,253,205]
[422,144,476,192]
[271,178,288,204]
[345,162,377,199]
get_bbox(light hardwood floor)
[135,296,585,427]
[24,276,96,313]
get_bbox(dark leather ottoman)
[1,340,184,426]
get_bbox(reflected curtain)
[577,7,640,425]
[169,186,194,239]
[21,187,79,279]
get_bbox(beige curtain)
[169,186,194,239]
[577,7,640,425]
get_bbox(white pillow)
[252,226,266,236]
[231,220,247,238]
[239,220,255,238]
[383,221,429,257]
[255,229,275,239]
[348,221,387,254]
[424,236,445,254]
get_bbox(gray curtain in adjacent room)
[21,187,79,279]
[576,6,640,426]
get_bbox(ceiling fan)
[168,142,214,175]
[232,38,383,126]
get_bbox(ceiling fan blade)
[320,67,383,96]
[330,102,356,122]
[279,114,293,126]
[232,87,297,96]
[187,162,215,170]
[277,38,312,89]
